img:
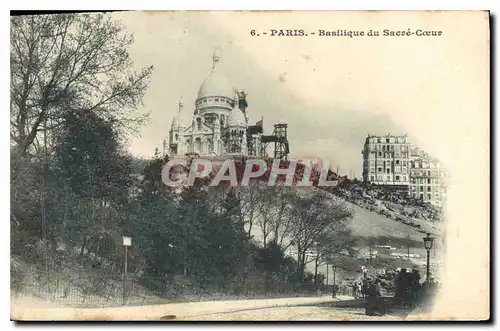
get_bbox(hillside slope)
[344,199,433,242]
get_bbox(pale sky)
[116,11,488,179]
[90,11,490,317]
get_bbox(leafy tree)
[54,111,132,203]
[10,13,153,157]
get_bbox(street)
[12,294,426,321]
[177,305,404,321]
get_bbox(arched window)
[196,118,202,131]
[195,138,202,153]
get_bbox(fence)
[11,272,172,308]
[11,268,323,308]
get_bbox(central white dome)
[197,69,234,100]
[197,50,234,100]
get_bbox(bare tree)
[310,228,357,283]
[257,187,274,248]
[10,13,153,157]
[238,181,265,239]
[288,189,354,280]
[267,185,295,249]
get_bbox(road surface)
[178,306,405,321]
[11,294,429,321]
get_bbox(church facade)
[167,51,250,158]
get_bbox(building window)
[412,178,416,184]
[403,161,407,167]
[396,160,400,165]
[386,169,390,174]
[378,167,382,172]
[427,186,431,192]
[370,176,374,181]
[403,176,407,181]
[420,186,423,192]
[427,178,431,184]
[396,175,400,181]
[378,152,382,157]
[386,138,390,143]
[195,138,202,153]
[427,194,432,200]
[427,171,431,176]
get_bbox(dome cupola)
[195,50,234,114]
[227,106,247,127]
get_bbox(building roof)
[227,107,246,127]
[196,51,234,100]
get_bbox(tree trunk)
[80,236,88,256]
[262,223,268,248]
[298,251,307,282]
[314,258,319,284]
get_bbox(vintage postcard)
[10,10,490,321]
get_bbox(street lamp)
[423,233,434,282]
[332,265,338,298]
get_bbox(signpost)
[122,236,131,306]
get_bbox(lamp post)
[122,236,132,306]
[332,265,337,298]
[423,233,434,282]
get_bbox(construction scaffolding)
[246,119,290,160]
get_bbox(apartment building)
[409,147,446,206]
[362,134,446,206]
[361,134,411,187]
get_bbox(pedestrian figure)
[316,282,324,297]
[352,282,358,298]
[365,278,386,316]
[332,284,339,298]
[361,279,370,298]
[394,268,409,307]
[408,270,421,308]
